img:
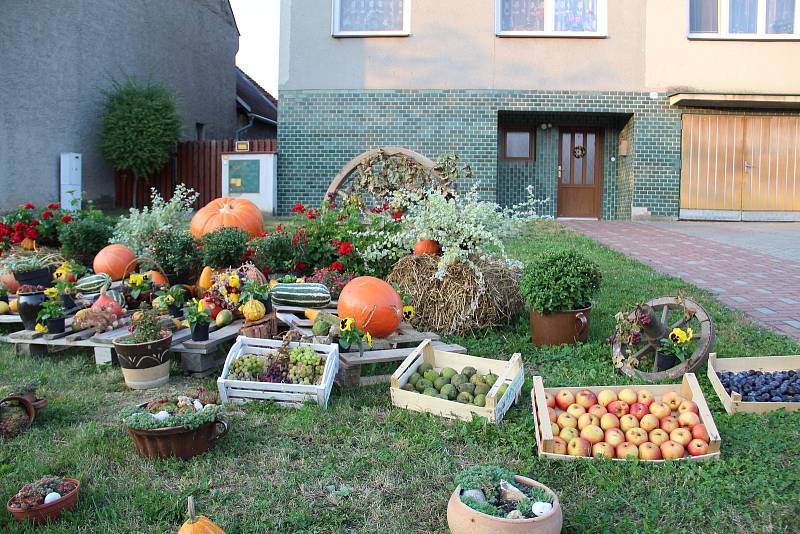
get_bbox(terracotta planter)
[6,478,80,524]
[127,415,229,460]
[530,305,591,347]
[447,476,563,534]
[16,291,47,331]
[112,334,173,390]
[17,390,48,412]
[0,395,35,438]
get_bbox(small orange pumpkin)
[146,270,168,287]
[413,239,441,255]
[338,276,403,338]
[9,299,18,313]
[178,496,225,534]
[189,197,264,238]
[94,244,136,281]
[0,271,20,294]
[20,238,36,250]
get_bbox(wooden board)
[389,339,523,424]
[707,352,800,415]
[0,314,23,324]
[531,373,721,462]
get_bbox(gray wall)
[0,0,239,209]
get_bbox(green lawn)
[1,223,799,533]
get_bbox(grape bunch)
[229,353,266,381]
[258,361,288,383]
[287,345,326,385]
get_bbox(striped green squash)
[75,273,112,294]
[105,289,126,309]
[271,283,331,308]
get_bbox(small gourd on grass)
[178,496,225,534]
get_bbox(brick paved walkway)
[563,220,800,342]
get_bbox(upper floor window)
[689,0,800,39]
[496,0,608,37]
[332,0,411,37]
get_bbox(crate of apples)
[531,373,721,461]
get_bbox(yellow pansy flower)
[364,331,372,347]
[340,317,354,332]
[669,327,689,344]
[195,299,205,312]
[229,274,240,288]
[402,305,415,321]
[43,287,57,298]
[164,295,175,304]
[34,323,48,333]
[128,273,145,286]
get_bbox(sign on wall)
[221,153,277,215]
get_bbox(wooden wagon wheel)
[612,296,715,383]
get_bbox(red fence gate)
[115,138,278,208]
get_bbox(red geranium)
[23,203,35,210]
[41,211,54,220]
[10,232,23,244]
[48,203,60,210]
[24,227,39,240]
[260,231,269,237]
[392,211,403,220]
[306,209,317,220]
[276,224,283,233]
[28,220,39,227]
[60,215,73,223]
[331,239,341,248]
[291,202,306,214]
[13,222,26,232]
[294,262,307,272]
[330,261,344,272]
[0,223,10,237]
[338,241,354,256]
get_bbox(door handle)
[558,165,562,179]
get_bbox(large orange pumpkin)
[0,271,20,294]
[338,276,403,338]
[94,244,136,281]
[413,239,441,255]
[190,198,264,238]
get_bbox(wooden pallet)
[707,352,800,415]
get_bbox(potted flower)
[185,299,213,342]
[336,317,372,355]
[519,250,602,347]
[15,284,48,331]
[120,388,227,459]
[112,306,174,390]
[447,465,562,534]
[9,256,52,287]
[239,278,272,314]
[658,326,695,371]
[0,395,35,438]
[155,285,186,316]
[122,272,153,309]
[6,475,80,524]
[36,298,66,334]
[53,277,77,310]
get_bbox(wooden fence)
[115,138,278,208]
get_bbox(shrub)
[249,230,295,274]
[519,250,602,314]
[59,218,114,265]
[146,230,202,280]
[201,227,248,268]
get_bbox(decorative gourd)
[105,289,126,309]
[75,273,112,294]
[178,496,225,534]
[189,198,265,238]
[268,279,278,288]
[146,270,169,287]
[9,299,18,313]
[20,238,36,250]
[92,289,124,319]
[271,283,331,308]
[0,272,20,294]
[93,244,136,281]
[240,299,266,322]
[0,301,9,314]
[304,309,321,322]
[197,267,214,297]
[413,239,441,255]
[338,277,402,338]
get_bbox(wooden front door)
[557,128,603,218]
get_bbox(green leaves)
[519,249,602,314]
[201,227,249,269]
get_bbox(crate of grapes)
[217,336,339,409]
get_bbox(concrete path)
[563,220,800,342]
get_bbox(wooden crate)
[217,337,339,409]
[389,339,523,423]
[531,373,721,462]
[707,352,800,415]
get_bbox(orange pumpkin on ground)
[146,270,169,287]
[178,496,225,534]
[338,276,403,338]
[413,239,441,255]
[0,272,20,294]
[190,198,264,238]
[94,244,136,281]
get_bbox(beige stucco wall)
[280,0,646,91]
[644,1,800,93]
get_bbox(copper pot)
[530,305,591,347]
[127,417,229,460]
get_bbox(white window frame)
[495,0,608,37]
[332,0,411,37]
[687,0,800,40]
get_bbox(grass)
[1,222,799,533]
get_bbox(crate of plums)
[707,352,800,415]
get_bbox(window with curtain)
[554,0,597,32]
[334,0,408,35]
[767,0,796,33]
[689,0,799,37]
[729,0,757,33]
[497,0,606,35]
[500,0,545,32]
[690,0,719,32]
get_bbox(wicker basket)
[239,313,277,339]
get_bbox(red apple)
[662,392,683,411]
[580,424,605,445]
[639,441,663,460]
[597,389,618,407]
[692,424,710,443]
[626,427,649,446]
[678,411,701,429]
[604,428,626,447]
[616,442,639,460]
[548,407,557,423]
[618,388,638,405]
[660,416,679,433]
[560,427,579,441]
[687,438,709,457]
[639,414,660,432]
[649,428,669,446]
[588,404,608,418]
[660,440,685,460]
[557,412,577,429]
[619,414,640,433]
[551,436,568,455]
[575,389,598,409]
[577,413,600,430]
[678,399,699,414]
[670,427,692,447]
[599,413,620,430]
[592,441,616,459]
[567,437,592,457]
[607,400,630,418]
[629,402,650,420]
[545,392,556,409]
[555,390,575,411]
[566,403,587,418]
[637,389,654,407]
[649,401,671,419]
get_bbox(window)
[502,130,535,160]
[195,122,206,141]
[496,0,607,37]
[332,0,411,37]
[689,0,800,38]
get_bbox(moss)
[460,496,502,517]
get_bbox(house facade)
[0,0,239,209]
[278,0,800,220]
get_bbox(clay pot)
[6,478,80,524]
[16,291,47,331]
[17,390,48,412]
[127,416,229,460]
[0,396,35,438]
[112,334,173,390]
[447,476,563,534]
[530,305,591,347]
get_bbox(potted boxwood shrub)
[6,475,80,524]
[112,306,174,389]
[36,297,66,334]
[520,250,602,347]
[16,285,48,331]
[447,465,562,534]
[120,388,227,459]
[147,230,203,286]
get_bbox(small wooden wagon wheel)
[612,296,715,382]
